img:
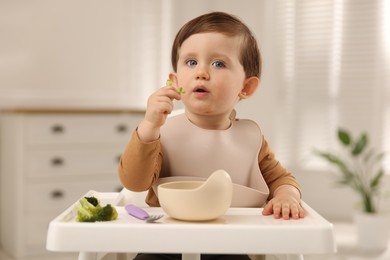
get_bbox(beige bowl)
[157,170,233,221]
[154,176,268,208]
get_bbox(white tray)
[46,190,336,255]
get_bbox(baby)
[119,11,304,260]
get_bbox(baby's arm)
[138,82,181,143]
[258,136,305,219]
[118,130,162,191]
[118,80,181,191]
[262,185,304,220]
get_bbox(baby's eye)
[212,60,226,68]
[186,59,197,66]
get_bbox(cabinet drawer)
[25,180,123,216]
[25,146,124,178]
[24,114,141,144]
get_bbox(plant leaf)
[314,128,385,213]
[352,133,368,156]
[363,148,375,162]
[314,150,353,178]
[370,169,384,191]
[338,129,351,146]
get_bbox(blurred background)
[0,0,389,259]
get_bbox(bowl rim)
[153,176,268,195]
[158,180,204,191]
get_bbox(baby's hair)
[171,11,261,78]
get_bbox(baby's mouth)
[193,86,209,93]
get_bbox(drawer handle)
[51,190,64,199]
[116,124,128,133]
[51,124,65,134]
[51,157,64,166]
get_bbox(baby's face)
[174,32,247,121]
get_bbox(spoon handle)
[125,204,149,220]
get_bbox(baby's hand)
[262,185,305,220]
[137,81,181,143]
[145,83,181,126]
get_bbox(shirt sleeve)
[118,128,163,192]
[258,135,302,199]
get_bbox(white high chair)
[47,188,335,260]
[92,188,332,260]
[46,109,335,260]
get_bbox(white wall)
[0,0,170,110]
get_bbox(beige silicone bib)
[159,113,269,207]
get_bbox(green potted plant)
[314,128,389,251]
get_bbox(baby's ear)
[169,73,178,87]
[239,76,259,99]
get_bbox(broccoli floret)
[85,196,99,207]
[96,204,118,221]
[79,197,99,212]
[178,87,185,95]
[166,79,185,95]
[76,197,98,222]
[166,79,173,86]
[76,204,97,222]
[75,196,118,222]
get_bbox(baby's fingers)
[280,202,305,219]
[281,203,292,220]
[262,200,305,220]
[161,86,182,101]
[291,203,305,219]
[262,200,281,218]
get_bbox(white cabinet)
[0,111,143,258]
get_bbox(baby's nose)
[195,67,210,80]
